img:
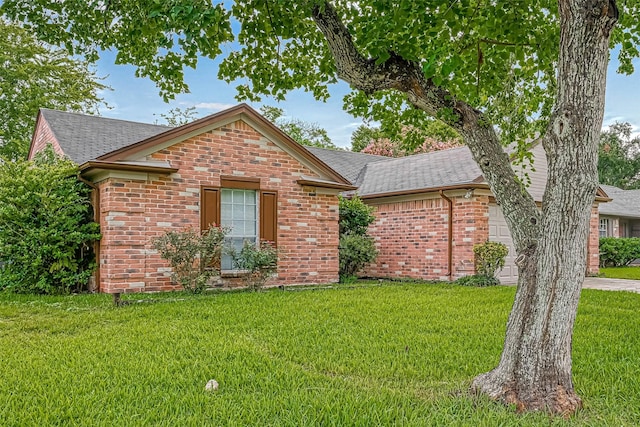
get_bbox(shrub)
[473,241,509,278]
[338,195,378,280]
[0,146,101,294]
[456,274,500,287]
[152,226,226,293]
[339,233,378,280]
[599,237,640,267]
[338,195,375,236]
[230,240,278,291]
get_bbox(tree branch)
[311,1,542,251]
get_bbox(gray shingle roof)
[355,146,483,196]
[40,109,171,164]
[306,147,389,184]
[599,184,640,218]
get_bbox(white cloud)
[194,102,236,111]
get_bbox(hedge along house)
[29,104,355,293]
[309,143,608,284]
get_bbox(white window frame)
[599,218,610,238]
[220,188,258,271]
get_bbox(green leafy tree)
[0,20,106,161]
[350,125,384,152]
[598,122,640,189]
[260,105,339,149]
[4,0,637,414]
[0,146,101,294]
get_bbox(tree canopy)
[3,1,636,145]
[598,122,640,189]
[0,20,106,161]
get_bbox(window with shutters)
[201,179,277,271]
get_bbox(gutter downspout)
[78,175,101,292]
[439,190,453,281]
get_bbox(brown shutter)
[201,188,220,230]
[260,191,277,245]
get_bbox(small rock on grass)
[205,379,219,391]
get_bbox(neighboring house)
[29,105,355,293]
[598,184,640,238]
[310,143,606,284]
[29,104,607,291]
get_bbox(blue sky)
[96,50,640,149]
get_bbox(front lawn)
[600,266,640,280]
[1,284,639,425]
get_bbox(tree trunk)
[312,0,617,415]
[470,0,618,415]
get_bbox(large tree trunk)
[470,0,618,415]
[312,0,617,415]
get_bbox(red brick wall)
[28,116,65,160]
[365,194,490,281]
[587,204,600,275]
[96,119,339,293]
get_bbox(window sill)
[221,270,250,278]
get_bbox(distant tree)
[350,125,384,152]
[0,20,106,161]
[598,122,640,189]
[260,106,339,150]
[353,119,462,156]
[154,106,199,127]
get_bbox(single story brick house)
[30,104,355,293]
[30,104,607,291]
[309,143,607,284]
[597,184,640,238]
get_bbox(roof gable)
[96,104,350,185]
[599,185,640,218]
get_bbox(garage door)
[488,203,519,284]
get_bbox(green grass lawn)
[1,283,639,426]
[600,266,640,280]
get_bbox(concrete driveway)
[582,277,640,293]
[502,277,640,293]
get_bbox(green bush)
[338,195,378,281]
[599,237,640,267]
[456,274,500,287]
[230,240,279,291]
[474,241,509,277]
[339,234,378,280]
[338,195,375,236]
[0,146,101,294]
[152,226,226,293]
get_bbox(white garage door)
[488,203,519,284]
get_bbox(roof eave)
[297,179,357,191]
[79,160,178,176]
[359,182,490,200]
